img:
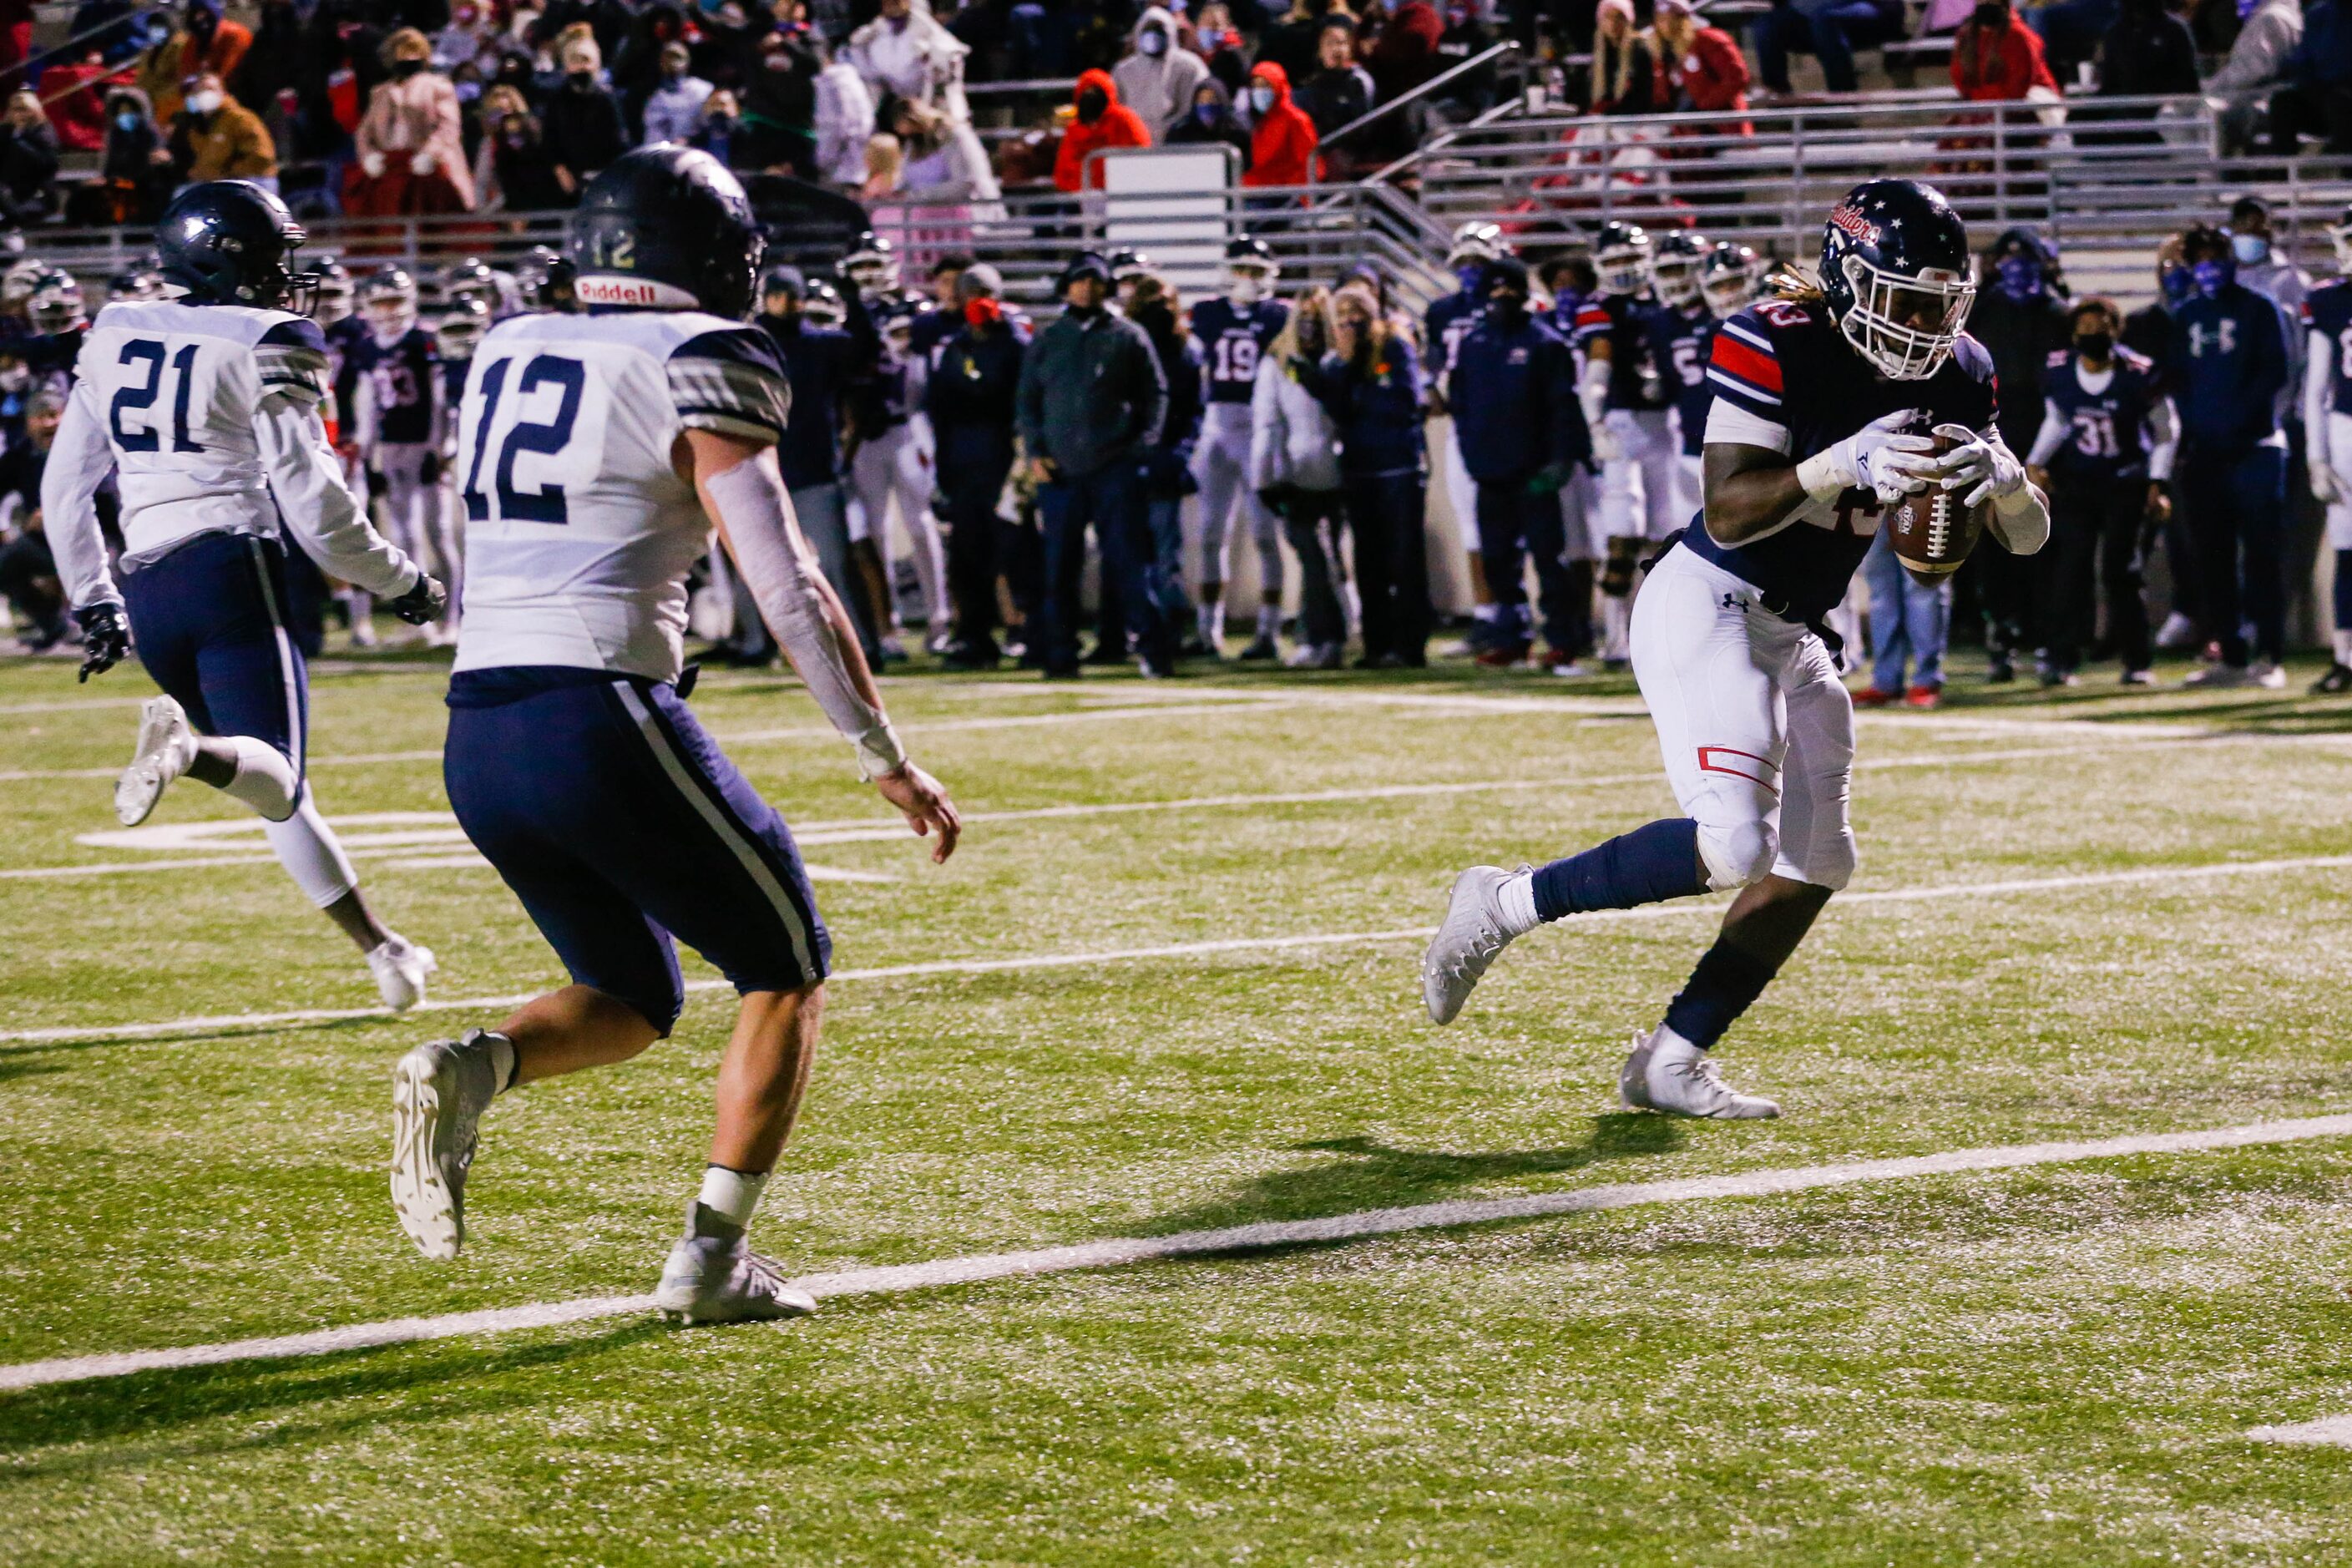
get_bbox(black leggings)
[2039,473,2152,673]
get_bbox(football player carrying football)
[1423,179,2049,1119]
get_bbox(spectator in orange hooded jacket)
[1242,61,1318,187]
[1055,68,1151,192]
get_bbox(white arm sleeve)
[1577,355,1611,432]
[253,395,421,599]
[1987,426,2050,555]
[2147,396,2178,483]
[703,450,907,779]
[40,378,124,611]
[2024,397,2069,468]
[2306,331,2334,467]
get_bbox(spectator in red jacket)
[1242,59,1318,187]
[1657,0,1753,131]
[1952,0,2060,99]
[1054,67,1150,191]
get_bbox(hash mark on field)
[3,1112,2348,1395]
[2248,1414,2352,1446]
[5,852,2352,1045]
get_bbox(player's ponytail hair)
[1767,260,1826,306]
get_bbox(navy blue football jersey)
[325,313,369,436]
[1649,301,1713,456]
[1428,287,1485,389]
[2040,346,2165,480]
[1191,296,1288,406]
[908,301,959,372]
[352,326,437,445]
[1692,298,1999,623]
[1572,292,1672,412]
[2304,278,2352,418]
[439,356,471,422]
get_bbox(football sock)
[1661,938,1779,1050]
[1256,604,1281,640]
[1525,817,1707,924]
[217,736,298,820]
[262,796,359,908]
[690,1166,768,1240]
[2333,552,2352,662]
[1199,599,1226,645]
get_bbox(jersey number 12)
[462,353,584,524]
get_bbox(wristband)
[1793,450,1852,502]
[855,720,908,781]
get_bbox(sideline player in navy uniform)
[351,269,460,645]
[1576,222,1684,664]
[1186,236,1288,656]
[1424,180,2047,1118]
[2023,297,2175,685]
[387,148,960,1324]
[2302,206,2352,691]
[42,180,449,1011]
[1647,231,1717,526]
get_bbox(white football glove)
[1930,422,2026,508]
[1794,410,1938,503]
[1591,408,1629,464]
[2311,463,2339,504]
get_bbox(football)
[1884,430,1990,578]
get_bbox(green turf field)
[7,642,2352,1565]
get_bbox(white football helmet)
[361,267,418,340]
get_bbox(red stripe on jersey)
[1709,333,1783,393]
[1574,306,1611,328]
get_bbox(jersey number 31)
[462,353,586,524]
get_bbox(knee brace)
[1696,817,1778,892]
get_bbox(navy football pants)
[119,530,310,792]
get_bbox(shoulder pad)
[1950,333,1996,382]
[670,326,790,444]
[258,316,328,353]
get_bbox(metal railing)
[1313,39,1524,166]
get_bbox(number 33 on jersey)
[451,309,792,681]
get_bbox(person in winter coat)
[1242,61,1317,187]
[847,0,972,127]
[1255,0,1328,88]
[136,0,251,125]
[640,42,714,146]
[1166,78,1254,170]
[1590,0,1664,115]
[486,105,572,210]
[1966,225,2072,680]
[1952,0,2061,99]
[1113,6,1209,140]
[93,85,174,225]
[0,91,58,221]
[1656,0,1751,125]
[1449,256,1590,670]
[1054,68,1150,191]
[1127,275,1206,650]
[1296,17,1374,147]
[1251,286,1345,665]
[171,73,276,185]
[2274,0,2352,149]
[1327,280,1431,667]
[542,33,629,191]
[928,263,1029,669]
[814,36,877,185]
[2081,0,2200,144]
[1016,250,1173,678]
[2210,0,2304,118]
[354,30,477,213]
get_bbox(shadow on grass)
[1141,1115,1687,1241]
[0,1317,670,1477]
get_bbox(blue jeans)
[1754,0,1903,93]
[1145,494,1196,624]
[2178,441,2287,666]
[1038,462,1171,672]
[1861,529,1949,693]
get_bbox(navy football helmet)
[1593,221,1651,297]
[27,270,85,335]
[1222,235,1279,303]
[1649,230,1707,307]
[1818,178,1974,382]
[1699,240,1761,321]
[154,180,316,312]
[569,146,764,319]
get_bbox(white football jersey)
[451,308,791,682]
[73,299,332,566]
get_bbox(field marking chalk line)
[3,1111,2348,1394]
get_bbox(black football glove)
[73,603,129,683]
[420,450,442,486]
[384,572,448,626]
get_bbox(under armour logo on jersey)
[1720,592,1748,614]
[2188,320,2239,357]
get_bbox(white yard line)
[3,1111,2345,1395]
[6,852,2351,1047]
[2248,1414,2352,1446]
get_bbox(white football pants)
[2326,411,2352,549]
[374,442,462,620]
[847,422,950,630]
[1600,408,1684,543]
[1191,404,1282,596]
[1631,544,1858,893]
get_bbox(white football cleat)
[367,933,438,1012]
[1626,1029,1780,1119]
[2251,661,2289,690]
[655,1234,817,1324]
[114,696,198,827]
[389,1030,503,1259]
[2154,610,2200,650]
[1422,865,1522,1025]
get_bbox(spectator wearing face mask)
[1951,0,2061,99]
[1195,3,1252,96]
[136,0,252,125]
[1960,227,2070,682]
[609,3,690,136]
[1326,280,1431,668]
[814,34,878,185]
[928,263,1031,670]
[353,31,477,214]
[740,28,820,178]
[1054,68,1150,192]
[485,103,572,209]
[640,43,713,145]
[1167,78,1253,169]
[171,71,276,187]
[693,89,743,165]
[1112,6,1208,141]
[1241,62,1317,188]
[83,86,173,225]
[436,1,502,74]
[543,34,629,193]
[847,0,972,128]
[1296,19,1373,143]
[0,92,58,223]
